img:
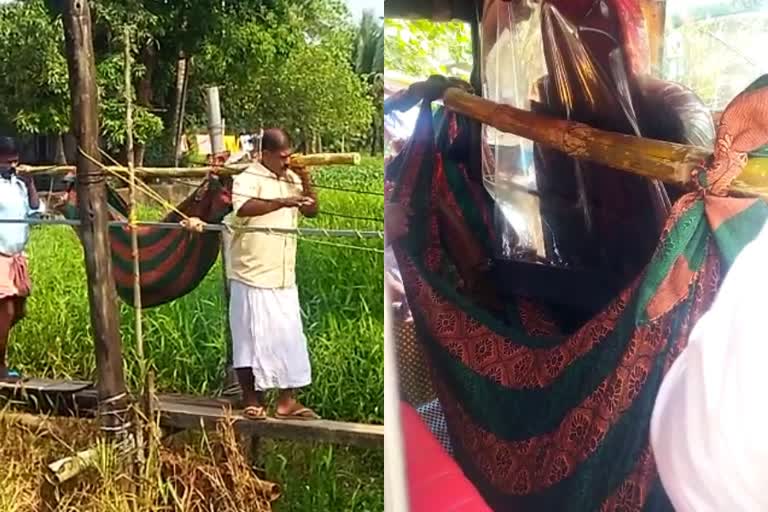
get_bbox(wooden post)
[205,88,237,392]
[62,0,129,438]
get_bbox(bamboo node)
[563,126,591,157]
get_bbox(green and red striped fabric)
[390,77,768,511]
[61,175,233,308]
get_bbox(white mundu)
[227,161,311,389]
[651,218,768,512]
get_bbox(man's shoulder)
[244,162,271,176]
[234,163,270,187]
[285,170,302,185]
[0,176,28,195]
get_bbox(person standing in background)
[227,128,320,420]
[0,136,39,381]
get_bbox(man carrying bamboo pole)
[227,128,320,420]
[0,136,39,381]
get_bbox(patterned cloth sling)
[389,76,768,511]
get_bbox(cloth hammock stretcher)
[390,76,768,510]
[60,174,233,308]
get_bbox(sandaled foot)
[274,405,320,421]
[242,404,267,420]
[0,368,21,383]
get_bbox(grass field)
[7,157,385,510]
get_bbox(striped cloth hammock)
[60,175,232,308]
[390,76,768,510]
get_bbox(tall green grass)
[9,157,385,510]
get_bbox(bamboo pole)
[124,28,144,390]
[124,27,151,475]
[292,152,361,166]
[442,87,768,199]
[19,152,361,177]
[62,0,128,439]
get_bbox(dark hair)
[261,128,291,152]
[0,136,18,156]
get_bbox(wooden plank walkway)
[0,379,383,449]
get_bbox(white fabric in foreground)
[229,280,311,390]
[651,218,768,512]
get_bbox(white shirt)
[0,175,39,255]
[228,162,304,289]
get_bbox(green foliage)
[665,13,768,110]
[0,0,69,135]
[190,1,374,150]
[266,442,383,511]
[353,10,384,154]
[384,18,472,80]
[267,40,374,146]
[353,9,384,77]
[97,53,164,149]
[0,0,381,157]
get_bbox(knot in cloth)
[695,75,768,196]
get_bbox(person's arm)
[232,170,305,218]
[236,196,304,217]
[386,270,406,303]
[18,173,40,215]
[293,166,318,218]
[385,201,410,246]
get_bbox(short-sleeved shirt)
[228,162,304,289]
[0,175,39,255]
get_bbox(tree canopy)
[384,18,472,81]
[0,0,382,162]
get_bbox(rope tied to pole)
[97,391,133,433]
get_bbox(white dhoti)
[229,280,311,390]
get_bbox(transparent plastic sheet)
[479,0,719,285]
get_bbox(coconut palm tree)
[353,9,384,154]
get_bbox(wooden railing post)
[62,0,129,439]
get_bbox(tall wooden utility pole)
[62,0,129,438]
